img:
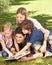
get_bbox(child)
[14,19,52,61]
[0,22,16,57]
[16,7,49,52]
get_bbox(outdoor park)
[0,0,52,65]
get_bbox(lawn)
[0,0,52,65]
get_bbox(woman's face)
[15,34,25,43]
[16,13,25,24]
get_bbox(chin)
[18,42,21,44]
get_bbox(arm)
[15,42,31,57]
[0,40,13,57]
[14,39,19,52]
[40,28,49,52]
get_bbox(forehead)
[4,28,11,33]
[15,33,24,37]
[16,13,25,17]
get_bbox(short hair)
[22,19,34,32]
[2,22,12,32]
[15,27,25,36]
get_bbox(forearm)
[43,29,49,45]
[0,40,12,55]
[15,43,19,52]
[14,39,19,52]
[40,28,49,44]
[16,43,31,56]
[16,45,29,56]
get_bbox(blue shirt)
[25,29,44,44]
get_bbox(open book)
[3,51,30,61]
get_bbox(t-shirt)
[28,17,43,29]
[25,29,44,44]
[18,43,26,50]
[0,31,14,49]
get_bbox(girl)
[0,22,16,57]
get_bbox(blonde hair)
[16,7,27,19]
[16,7,27,26]
[2,22,12,32]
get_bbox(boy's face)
[4,29,12,39]
[16,13,25,24]
[22,28,29,34]
[15,34,25,43]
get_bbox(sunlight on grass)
[5,0,52,16]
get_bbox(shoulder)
[12,30,15,38]
[0,32,4,40]
[27,17,37,22]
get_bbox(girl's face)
[15,34,25,43]
[16,13,25,24]
[22,28,29,34]
[4,29,12,39]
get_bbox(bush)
[0,0,10,13]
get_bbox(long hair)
[16,7,27,26]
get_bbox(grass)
[0,57,52,65]
[0,0,52,65]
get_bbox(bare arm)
[15,42,31,57]
[40,27,49,52]
[40,27,49,44]
[14,39,19,52]
[0,40,13,57]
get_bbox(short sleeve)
[28,17,43,29]
[0,33,3,40]
[29,33,37,44]
[28,30,43,44]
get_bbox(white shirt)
[28,17,43,29]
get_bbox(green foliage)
[0,0,10,13]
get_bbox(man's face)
[15,34,25,43]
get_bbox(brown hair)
[22,19,34,32]
[16,7,27,19]
[2,22,12,32]
[16,7,27,26]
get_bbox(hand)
[40,44,46,52]
[8,53,14,58]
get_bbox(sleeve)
[29,31,38,44]
[0,33,3,40]
[28,17,43,29]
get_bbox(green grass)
[0,0,52,30]
[0,57,52,65]
[0,0,52,65]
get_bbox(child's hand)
[14,53,20,58]
[8,53,14,58]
